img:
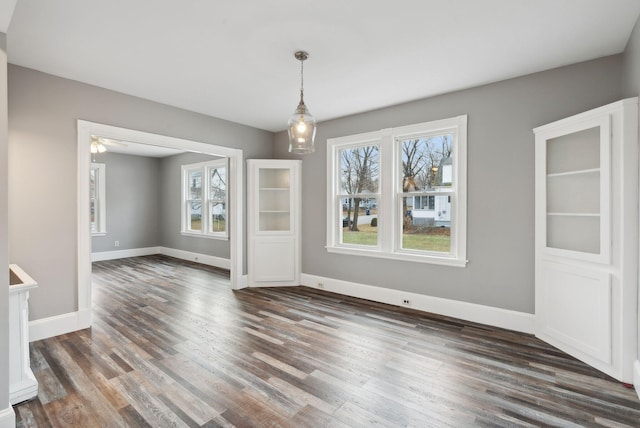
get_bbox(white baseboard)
[0,406,15,428]
[301,273,535,334]
[91,246,161,261]
[236,274,248,290]
[159,247,230,270]
[91,246,230,270]
[29,308,91,342]
[634,360,640,400]
[10,375,38,405]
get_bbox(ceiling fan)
[90,135,127,154]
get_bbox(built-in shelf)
[546,168,600,178]
[547,212,600,217]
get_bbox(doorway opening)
[77,120,244,329]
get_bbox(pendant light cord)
[299,58,305,105]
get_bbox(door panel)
[252,237,296,282]
[538,261,611,365]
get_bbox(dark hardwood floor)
[12,255,640,427]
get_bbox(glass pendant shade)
[288,101,316,154]
[287,50,316,154]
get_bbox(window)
[181,158,228,239]
[327,115,467,266]
[338,143,380,247]
[90,163,106,235]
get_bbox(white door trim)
[77,120,244,328]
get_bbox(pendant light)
[288,51,317,154]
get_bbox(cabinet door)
[251,237,297,282]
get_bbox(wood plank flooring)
[13,255,640,427]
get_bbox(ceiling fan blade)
[97,137,128,147]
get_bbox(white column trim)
[634,360,640,399]
[0,406,15,428]
[77,120,245,332]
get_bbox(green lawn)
[343,224,450,252]
[189,218,226,232]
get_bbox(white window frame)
[90,163,106,236]
[326,115,468,267]
[181,158,229,240]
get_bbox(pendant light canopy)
[288,51,317,154]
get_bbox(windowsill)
[326,245,468,267]
[91,232,107,237]
[181,231,229,241]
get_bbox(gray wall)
[91,152,162,253]
[8,65,272,321]
[623,15,640,98]
[0,31,10,415]
[275,55,624,314]
[91,151,230,258]
[159,152,230,259]
[621,14,640,364]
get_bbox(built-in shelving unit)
[534,98,638,384]
[248,159,301,286]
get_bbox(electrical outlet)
[317,282,324,289]
[114,241,120,247]
[402,299,411,306]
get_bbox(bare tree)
[340,146,378,231]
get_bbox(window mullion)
[203,165,209,235]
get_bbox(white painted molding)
[91,246,230,270]
[29,309,90,342]
[91,247,161,262]
[238,275,248,289]
[0,406,15,428]
[9,375,38,406]
[301,273,535,334]
[634,360,640,400]
[160,247,230,270]
[77,120,244,329]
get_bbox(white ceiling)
[6,1,640,132]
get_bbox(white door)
[534,99,638,383]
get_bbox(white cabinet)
[247,159,301,286]
[534,98,638,382]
